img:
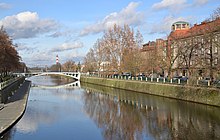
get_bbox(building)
[141,39,167,76]
[167,18,220,79]
[141,18,220,79]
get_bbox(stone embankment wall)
[81,77,220,107]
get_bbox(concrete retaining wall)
[81,76,220,107]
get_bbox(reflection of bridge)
[18,72,81,80]
[32,81,81,89]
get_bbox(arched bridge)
[18,72,81,80]
[32,81,81,89]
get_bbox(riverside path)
[0,80,31,135]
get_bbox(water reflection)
[32,81,81,89]
[28,75,75,86]
[82,83,220,140]
[1,76,220,140]
[15,99,58,134]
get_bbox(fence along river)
[1,75,219,140]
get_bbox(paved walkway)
[0,80,31,135]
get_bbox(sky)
[0,0,219,67]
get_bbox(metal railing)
[0,77,20,90]
[82,74,220,88]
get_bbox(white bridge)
[32,81,81,89]
[19,72,81,80]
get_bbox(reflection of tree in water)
[82,83,220,140]
[83,91,144,140]
[49,75,74,85]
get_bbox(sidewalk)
[0,80,31,135]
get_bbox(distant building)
[167,18,220,77]
[141,39,167,76]
[141,18,220,79]
[171,21,190,31]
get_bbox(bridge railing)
[20,72,81,80]
[0,76,21,90]
[82,74,220,88]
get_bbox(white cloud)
[193,0,209,6]
[16,43,29,51]
[23,51,54,67]
[152,0,210,11]
[80,2,144,36]
[51,41,83,52]
[152,0,187,10]
[15,43,36,54]
[31,52,53,62]
[150,15,191,34]
[0,3,10,9]
[0,11,58,39]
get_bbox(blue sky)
[0,0,219,67]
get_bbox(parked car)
[158,76,168,81]
[172,76,182,81]
[213,79,220,84]
[138,74,146,78]
[213,80,220,88]
[180,76,188,82]
[199,77,211,82]
[172,76,188,82]
[122,72,132,79]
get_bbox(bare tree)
[62,60,76,72]
[166,34,182,79]
[83,24,144,75]
[83,48,97,73]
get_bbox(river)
[1,76,220,140]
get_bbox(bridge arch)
[32,81,81,89]
[21,72,81,81]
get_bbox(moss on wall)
[81,76,220,107]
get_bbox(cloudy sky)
[0,0,219,67]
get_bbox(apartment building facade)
[141,18,220,79]
[168,18,220,78]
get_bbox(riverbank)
[81,76,220,107]
[0,80,31,136]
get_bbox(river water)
[1,76,220,140]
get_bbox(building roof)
[172,21,189,25]
[169,18,220,40]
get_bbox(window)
[195,50,198,55]
[176,24,181,29]
[202,60,204,66]
[201,48,204,55]
[172,25,175,30]
[214,46,218,53]
[215,35,218,42]
[214,58,218,65]
[182,24,186,28]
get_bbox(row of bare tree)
[83,7,220,82]
[0,27,21,77]
[83,24,144,75]
[49,60,81,72]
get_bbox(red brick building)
[141,39,167,76]
[141,18,220,79]
[167,18,220,78]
